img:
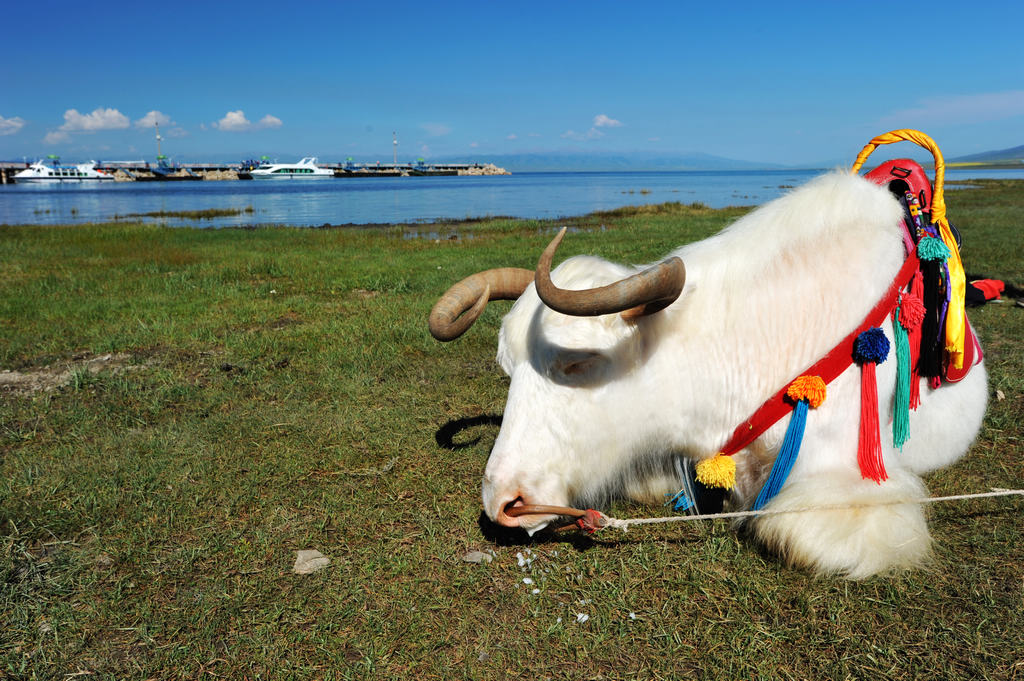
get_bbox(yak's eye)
[551,351,608,381]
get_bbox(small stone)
[995,389,1005,401]
[293,549,330,574]
[477,652,490,663]
[462,550,493,565]
[576,613,590,624]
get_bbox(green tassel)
[893,303,911,450]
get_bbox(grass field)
[2,180,1022,680]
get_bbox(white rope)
[600,488,1024,532]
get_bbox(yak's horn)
[534,227,685,318]
[428,268,535,341]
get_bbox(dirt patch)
[0,352,144,394]
[268,311,303,329]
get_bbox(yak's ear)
[620,297,674,320]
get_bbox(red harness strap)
[718,250,921,457]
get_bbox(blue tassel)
[753,399,809,510]
[666,489,694,512]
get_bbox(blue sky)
[2,1,1022,166]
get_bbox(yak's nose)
[482,472,560,533]
[494,496,526,528]
[491,495,560,535]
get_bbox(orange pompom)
[786,375,826,408]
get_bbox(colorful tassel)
[854,328,890,483]
[906,275,925,409]
[892,291,925,450]
[753,375,826,510]
[905,191,924,236]
[667,489,694,512]
[695,453,736,490]
[936,218,967,371]
[917,236,950,382]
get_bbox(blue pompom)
[854,327,890,364]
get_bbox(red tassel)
[858,362,887,483]
[907,274,924,410]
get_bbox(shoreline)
[3,174,1022,230]
[0,161,511,184]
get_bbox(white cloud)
[506,133,518,140]
[44,107,128,142]
[58,107,130,132]
[593,114,623,128]
[257,114,282,129]
[421,123,451,137]
[0,115,26,136]
[135,110,188,137]
[469,141,479,148]
[527,132,541,138]
[213,110,252,131]
[213,110,282,132]
[880,90,1024,127]
[561,128,605,142]
[561,115,622,142]
[134,110,173,129]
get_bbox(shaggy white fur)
[480,171,987,578]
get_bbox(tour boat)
[14,159,114,183]
[249,157,333,179]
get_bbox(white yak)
[429,171,987,578]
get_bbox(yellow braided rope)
[851,129,966,369]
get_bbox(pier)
[0,160,509,184]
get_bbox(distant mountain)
[436,151,788,172]
[949,144,1024,163]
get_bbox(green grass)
[1,184,1022,679]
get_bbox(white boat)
[249,157,333,179]
[14,159,114,183]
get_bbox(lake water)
[2,168,1021,228]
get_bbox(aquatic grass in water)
[0,185,1022,678]
[114,205,256,220]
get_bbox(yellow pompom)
[695,453,736,489]
[787,375,826,408]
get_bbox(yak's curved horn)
[428,268,535,341]
[535,227,686,318]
